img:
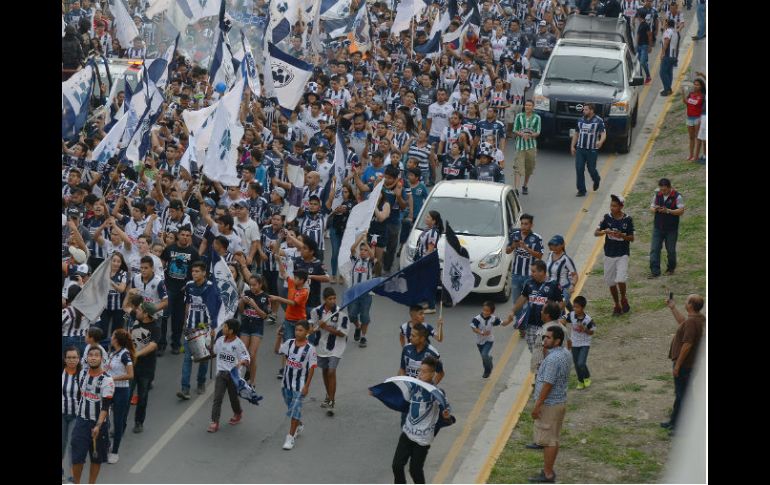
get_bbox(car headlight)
[534,95,550,111]
[610,100,629,116]
[406,245,416,262]
[478,250,502,269]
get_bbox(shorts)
[240,318,264,337]
[697,114,707,140]
[71,417,110,465]
[347,292,372,325]
[282,387,304,420]
[282,320,297,342]
[263,269,279,295]
[686,116,700,126]
[604,255,629,286]
[533,403,566,447]
[368,230,388,248]
[514,148,537,177]
[505,104,523,124]
[317,355,341,369]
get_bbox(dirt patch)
[490,88,706,483]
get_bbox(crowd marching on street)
[62,0,706,483]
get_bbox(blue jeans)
[477,341,494,374]
[575,148,600,193]
[650,226,679,275]
[62,413,77,462]
[660,56,676,92]
[670,363,693,428]
[347,293,372,325]
[511,274,529,322]
[696,3,706,37]
[571,346,591,382]
[329,226,343,277]
[111,386,130,453]
[181,343,209,391]
[637,45,651,78]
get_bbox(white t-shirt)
[309,305,350,358]
[214,336,250,373]
[566,311,595,348]
[128,251,165,280]
[234,218,260,255]
[449,91,479,105]
[427,102,454,137]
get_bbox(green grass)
[654,147,680,157]
[616,383,646,392]
[650,374,673,382]
[488,412,543,483]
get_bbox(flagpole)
[439,287,444,318]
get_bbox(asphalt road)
[79,13,702,483]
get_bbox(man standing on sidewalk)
[660,294,705,434]
[595,194,635,316]
[659,19,681,96]
[513,100,541,196]
[648,178,685,278]
[570,104,606,197]
[527,325,571,484]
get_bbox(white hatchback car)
[399,180,522,302]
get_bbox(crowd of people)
[62,0,704,483]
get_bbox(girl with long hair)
[105,329,135,463]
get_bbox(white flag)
[182,102,218,162]
[441,223,475,305]
[338,180,385,287]
[145,0,174,18]
[90,113,128,166]
[179,133,196,174]
[267,42,315,113]
[320,0,353,20]
[331,131,348,210]
[211,250,239,326]
[111,0,141,49]
[202,77,245,186]
[71,260,113,322]
[391,0,426,34]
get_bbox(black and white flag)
[441,222,475,305]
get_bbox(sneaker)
[424,308,437,314]
[267,315,277,325]
[320,397,331,408]
[277,368,284,379]
[612,306,622,316]
[576,381,585,390]
[593,175,601,191]
[282,434,295,450]
[156,348,164,357]
[354,327,361,341]
[482,371,491,379]
[326,401,335,417]
[576,191,586,197]
[514,188,520,196]
[583,378,592,388]
[660,89,672,96]
[131,394,139,405]
[295,423,305,437]
[177,389,191,400]
[359,337,368,348]
[229,412,243,425]
[528,470,556,483]
[621,299,630,313]
[197,383,206,395]
[107,453,119,464]
[644,77,652,85]
[522,186,528,195]
[133,423,143,434]
[207,422,220,433]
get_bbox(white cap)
[69,246,87,264]
[76,263,90,275]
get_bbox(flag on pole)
[179,133,196,174]
[237,30,261,97]
[110,0,141,49]
[209,250,239,328]
[71,260,113,322]
[209,29,237,90]
[331,130,348,209]
[283,155,306,223]
[147,33,179,91]
[443,15,470,49]
[338,179,385,287]
[202,76,246,185]
[268,0,302,44]
[266,42,315,113]
[90,113,128,166]
[62,62,96,141]
[414,9,449,55]
[441,222,475,305]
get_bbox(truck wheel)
[617,127,632,154]
[631,103,639,127]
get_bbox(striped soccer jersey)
[280,339,318,392]
[62,369,80,415]
[76,369,115,422]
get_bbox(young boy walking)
[565,296,595,389]
[309,287,350,416]
[208,319,250,432]
[270,269,310,378]
[470,301,514,378]
[347,232,376,347]
[399,305,444,347]
[279,320,317,450]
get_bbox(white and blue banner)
[283,155,306,223]
[62,63,96,141]
[269,0,303,44]
[202,76,246,185]
[266,42,315,113]
[320,0,353,19]
[182,101,217,162]
[237,30,261,97]
[414,8,449,55]
[369,376,455,437]
[391,0,427,34]
[209,250,239,328]
[331,130,348,209]
[209,29,237,90]
[110,0,140,49]
[230,367,264,405]
[90,113,128,166]
[441,222,474,305]
[338,179,384,287]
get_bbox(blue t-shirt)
[409,183,429,219]
[362,165,386,193]
[598,212,634,257]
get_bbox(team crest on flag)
[271,63,295,88]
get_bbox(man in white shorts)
[594,194,635,316]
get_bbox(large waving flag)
[147,33,179,91]
[369,376,456,436]
[320,0,353,19]
[91,113,129,166]
[208,250,239,328]
[62,62,96,141]
[331,130,348,209]
[202,76,246,185]
[338,179,385,287]
[391,0,427,34]
[182,102,217,161]
[266,42,315,113]
[110,0,140,49]
[441,222,475,305]
[414,8,450,55]
[269,0,303,44]
[283,156,306,223]
[71,260,113,322]
[209,29,237,90]
[443,15,470,49]
[237,30,261,97]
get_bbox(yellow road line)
[471,41,696,485]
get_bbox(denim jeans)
[130,373,153,425]
[384,222,402,272]
[511,274,529,321]
[649,226,679,275]
[696,3,706,37]
[329,226,343,277]
[571,346,591,382]
[670,363,693,428]
[62,413,77,460]
[111,386,130,453]
[477,341,494,374]
[637,45,651,78]
[575,148,600,194]
[181,344,209,391]
[660,56,676,92]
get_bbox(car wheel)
[494,265,512,302]
[617,126,632,154]
[631,103,639,127]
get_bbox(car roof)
[430,180,508,202]
[552,41,625,61]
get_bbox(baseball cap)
[76,263,90,276]
[548,235,565,246]
[140,302,157,315]
[611,194,625,206]
[231,200,247,208]
[68,246,87,264]
[203,197,217,208]
[273,187,286,198]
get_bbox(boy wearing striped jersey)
[309,287,350,416]
[279,320,317,450]
[71,347,114,484]
[208,319,250,433]
[348,233,376,346]
[399,324,445,384]
[505,214,544,323]
[508,260,564,352]
[545,235,578,311]
[399,305,444,347]
[471,302,515,378]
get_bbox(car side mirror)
[629,76,644,87]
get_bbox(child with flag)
[207,318,250,433]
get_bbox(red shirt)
[685,92,704,117]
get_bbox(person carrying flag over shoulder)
[207,318,250,433]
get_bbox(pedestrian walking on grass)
[565,296,595,390]
[595,194,635,315]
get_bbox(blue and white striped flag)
[237,30,261,97]
[110,0,140,49]
[266,42,315,113]
[269,0,303,44]
[209,29,237,90]
[91,113,128,167]
[414,8,449,55]
[283,155,306,223]
[202,76,246,185]
[209,250,239,328]
[62,62,96,141]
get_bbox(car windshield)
[416,197,503,237]
[545,56,624,87]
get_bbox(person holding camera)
[595,194,635,315]
[505,213,544,324]
[648,178,685,278]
